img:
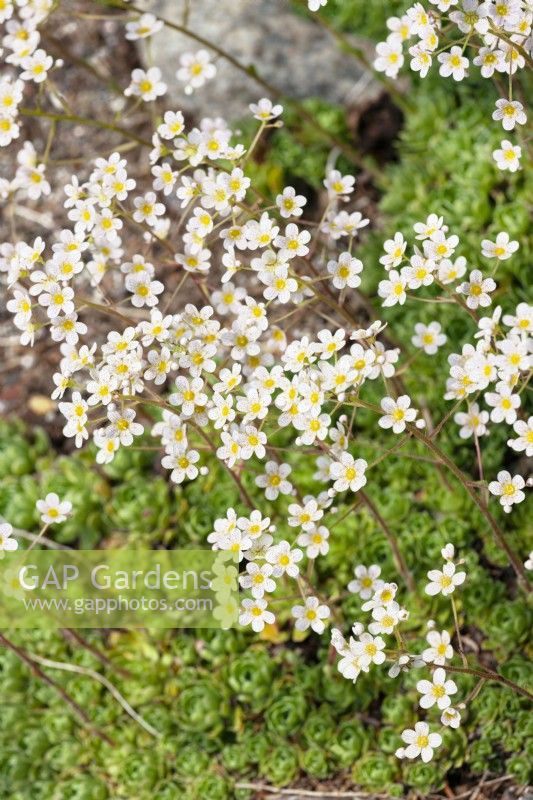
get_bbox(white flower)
[327,252,363,289]
[369,602,402,635]
[276,186,306,218]
[255,461,292,500]
[378,270,407,306]
[324,170,355,197]
[239,598,274,632]
[337,638,364,682]
[292,596,330,633]
[507,417,533,457]
[380,232,406,268]
[481,232,519,261]
[20,49,54,84]
[493,140,521,172]
[457,269,496,309]
[438,256,467,284]
[126,274,164,308]
[374,40,404,78]
[36,493,72,525]
[266,540,303,578]
[525,552,533,571]
[288,499,323,531]
[177,50,216,94]
[450,0,490,33]
[503,302,532,336]
[379,395,417,433]
[409,45,432,77]
[161,448,200,484]
[308,0,327,10]
[474,46,504,77]
[441,543,455,561]
[422,630,453,665]
[158,110,185,140]
[417,667,457,709]
[107,407,144,446]
[353,632,386,666]
[0,522,18,556]
[488,470,526,512]
[400,721,442,762]
[412,322,447,354]
[274,223,310,259]
[125,67,167,101]
[438,46,469,81]
[485,385,520,424]
[362,582,398,611]
[495,336,530,377]
[329,453,368,493]
[125,12,163,40]
[454,403,489,438]
[297,525,330,558]
[348,564,383,600]
[441,707,462,728]
[239,562,276,599]
[425,561,466,595]
[492,99,526,131]
[249,97,283,121]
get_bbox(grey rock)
[146,0,378,120]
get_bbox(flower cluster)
[333,544,469,763]
[377,220,530,514]
[0,2,530,780]
[373,1,530,172]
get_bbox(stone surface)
[147,0,377,120]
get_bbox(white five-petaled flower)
[266,540,303,578]
[255,460,292,500]
[176,49,216,94]
[457,269,496,309]
[107,407,144,446]
[507,417,533,457]
[481,232,519,261]
[492,99,526,131]
[348,564,383,600]
[412,322,447,354]
[329,453,368,493]
[422,629,454,665]
[374,40,404,78]
[125,67,167,101]
[239,562,276,599]
[327,252,363,289]
[378,270,407,306]
[454,403,489,439]
[485,384,520,424]
[292,596,330,633]
[488,470,526,512]
[249,97,283,121]
[353,632,387,666]
[417,667,457,709]
[425,561,466,595]
[0,522,18,556]
[379,395,418,434]
[125,12,163,40]
[438,46,469,81]
[239,597,274,632]
[398,721,442,762]
[493,140,521,172]
[36,493,72,525]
